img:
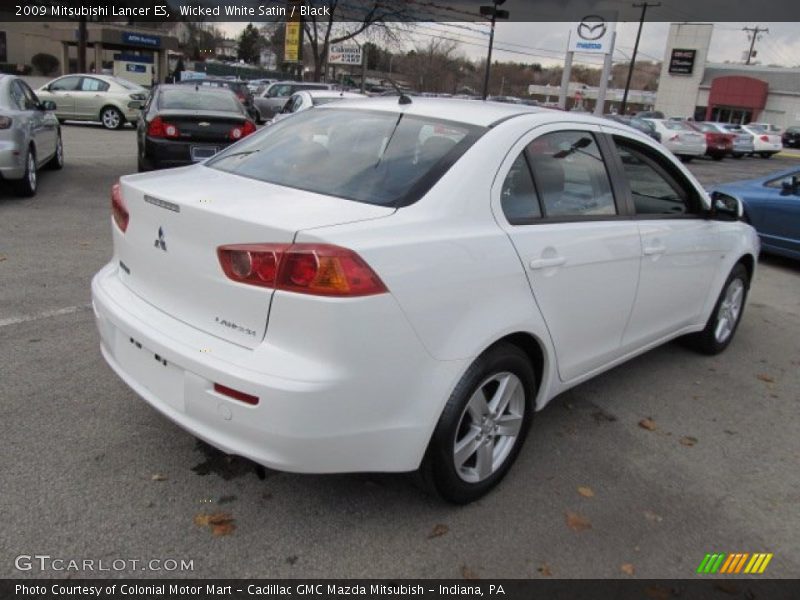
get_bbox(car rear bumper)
[91,262,465,473]
[144,137,233,168]
[0,141,26,179]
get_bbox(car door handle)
[643,244,666,256]
[529,256,566,270]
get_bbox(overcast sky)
[223,21,799,69]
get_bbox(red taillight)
[229,120,256,140]
[213,383,259,406]
[111,182,129,232]
[760,135,770,142]
[217,243,388,297]
[236,93,247,103]
[147,116,180,139]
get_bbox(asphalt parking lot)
[1,123,798,579]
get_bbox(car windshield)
[207,108,484,207]
[159,89,241,112]
[311,97,345,106]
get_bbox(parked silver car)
[37,74,147,130]
[0,74,63,197]
[253,81,334,120]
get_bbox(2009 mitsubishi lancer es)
[92,98,759,503]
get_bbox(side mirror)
[709,191,743,221]
[40,100,57,111]
[780,179,800,196]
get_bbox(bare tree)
[302,0,411,81]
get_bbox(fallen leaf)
[211,520,236,536]
[461,565,480,579]
[0,255,6,262]
[78,241,91,247]
[565,510,592,532]
[757,373,775,383]
[151,473,167,481]
[286,555,298,565]
[428,524,449,539]
[537,563,553,577]
[643,510,663,523]
[639,418,657,431]
[194,512,235,536]
[679,436,698,447]
[620,563,635,576]
[577,486,595,498]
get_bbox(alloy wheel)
[453,372,525,483]
[102,108,121,129]
[714,278,744,344]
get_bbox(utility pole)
[619,1,660,116]
[480,0,509,100]
[743,26,769,65]
[77,16,87,73]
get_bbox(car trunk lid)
[155,109,248,144]
[114,166,395,348]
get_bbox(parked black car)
[783,126,800,148]
[605,115,661,142]
[177,78,260,123]
[137,85,256,171]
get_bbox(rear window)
[112,77,143,91]
[207,108,485,207]
[158,89,241,112]
[663,121,691,131]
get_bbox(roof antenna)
[385,76,412,105]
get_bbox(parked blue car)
[710,168,800,260]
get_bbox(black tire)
[45,131,64,170]
[13,147,37,197]
[682,263,749,355]
[100,106,124,130]
[680,156,693,163]
[732,153,743,159]
[712,154,724,161]
[137,151,152,172]
[419,342,536,504]
[760,152,772,159]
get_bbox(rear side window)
[208,108,485,207]
[613,137,701,216]
[501,154,541,224]
[80,78,109,92]
[526,131,616,217]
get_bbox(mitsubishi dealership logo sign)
[569,13,617,54]
[577,16,607,41]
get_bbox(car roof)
[318,96,558,127]
[159,84,236,94]
[302,90,365,99]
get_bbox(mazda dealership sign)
[569,14,617,54]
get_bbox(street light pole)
[480,0,508,100]
[619,2,659,115]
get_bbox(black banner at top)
[2,0,800,23]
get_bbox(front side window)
[9,81,26,110]
[526,131,616,217]
[50,76,80,91]
[613,138,699,216]
[208,108,484,207]
[765,172,800,190]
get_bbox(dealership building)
[655,22,800,129]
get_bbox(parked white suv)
[92,99,759,503]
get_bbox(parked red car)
[686,122,734,160]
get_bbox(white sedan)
[269,89,366,124]
[92,99,759,503]
[742,124,783,158]
[643,118,707,161]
